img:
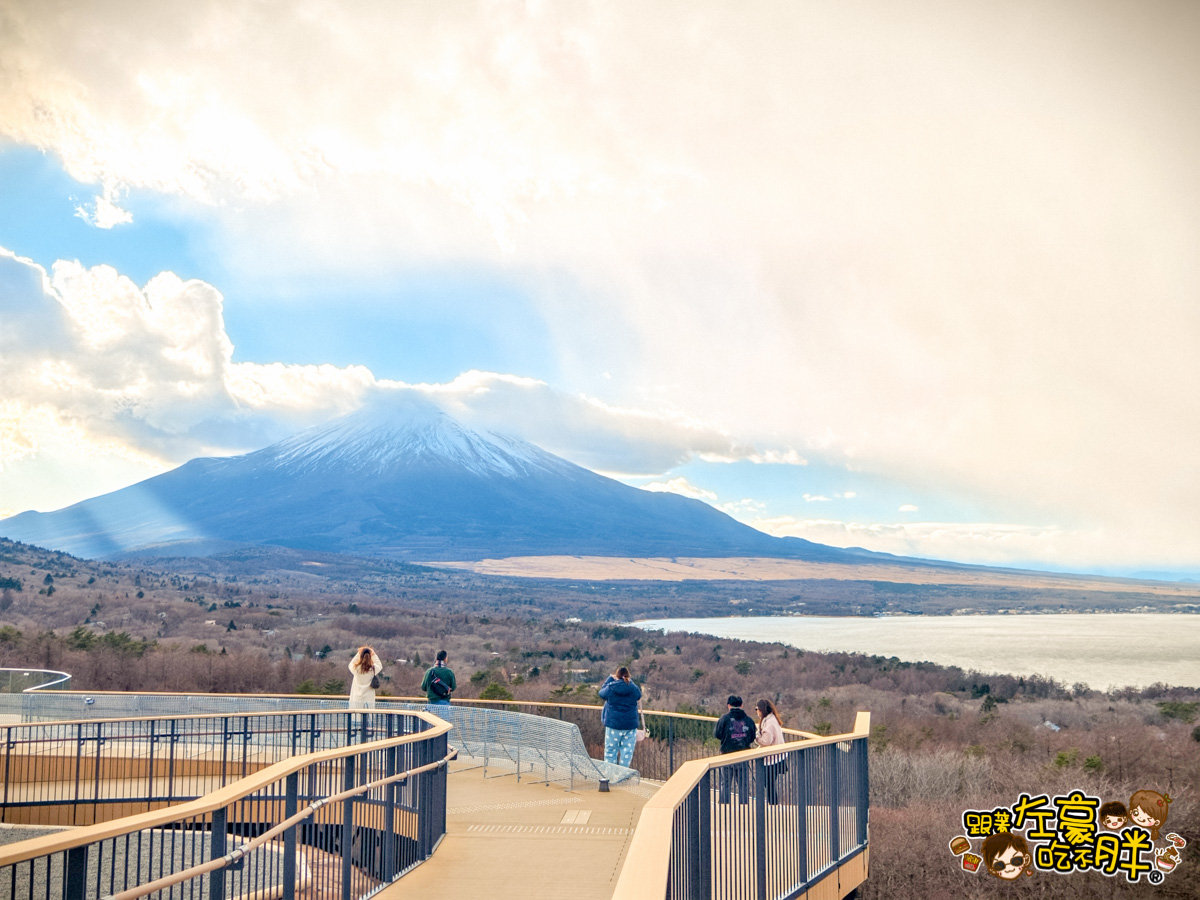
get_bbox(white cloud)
[0,1,1198,570]
[0,401,42,470]
[641,478,717,503]
[74,183,133,229]
[752,516,1094,570]
[0,249,381,512]
[425,371,761,476]
[899,504,919,513]
[719,498,767,518]
[803,494,831,503]
[0,249,796,512]
[745,449,807,466]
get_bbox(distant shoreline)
[430,554,1200,595]
[631,612,1200,691]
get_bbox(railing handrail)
[5,693,642,789]
[104,745,458,900]
[646,710,869,807]
[0,668,71,692]
[613,710,871,899]
[34,690,823,740]
[0,708,451,867]
[0,705,418,733]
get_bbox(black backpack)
[430,674,451,698]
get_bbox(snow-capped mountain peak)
[261,395,564,478]
[0,391,859,562]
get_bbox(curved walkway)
[385,760,658,899]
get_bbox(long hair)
[353,646,374,674]
[1129,790,1171,839]
[756,698,780,722]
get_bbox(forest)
[1,537,1197,897]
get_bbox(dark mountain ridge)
[1,397,882,563]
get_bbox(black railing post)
[668,717,675,776]
[241,716,252,779]
[73,723,83,826]
[167,718,178,802]
[796,750,808,888]
[416,737,430,856]
[698,770,712,900]
[383,744,397,880]
[91,722,104,825]
[686,786,702,894]
[435,733,448,845]
[210,806,227,900]
[754,756,767,900]
[341,754,355,900]
[283,772,298,900]
[146,720,157,811]
[857,738,869,849]
[64,845,87,900]
[220,717,231,787]
[2,725,11,821]
[829,744,841,862]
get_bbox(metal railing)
[0,709,432,826]
[615,712,870,900]
[1,692,819,783]
[387,701,637,790]
[428,700,821,783]
[0,692,870,898]
[0,709,452,900]
[0,694,640,791]
[0,668,72,693]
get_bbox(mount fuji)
[0,397,872,563]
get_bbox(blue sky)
[1,0,1198,578]
[0,146,556,385]
[0,146,202,285]
[0,150,997,546]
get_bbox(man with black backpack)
[421,650,456,707]
[714,695,756,803]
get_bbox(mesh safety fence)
[0,692,638,790]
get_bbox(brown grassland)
[0,538,1197,898]
[436,554,1200,597]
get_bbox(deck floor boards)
[380,762,654,899]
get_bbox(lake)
[631,613,1200,690]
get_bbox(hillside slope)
[0,397,869,563]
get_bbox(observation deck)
[0,672,869,900]
[389,759,655,898]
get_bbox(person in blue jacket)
[598,666,642,766]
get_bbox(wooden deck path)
[381,761,657,899]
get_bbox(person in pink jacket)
[755,699,787,804]
[348,646,383,709]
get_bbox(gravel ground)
[0,824,67,845]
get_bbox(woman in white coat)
[348,646,383,709]
[755,698,787,804]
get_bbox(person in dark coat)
[713,695,757,803]
[598,666,642,766]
